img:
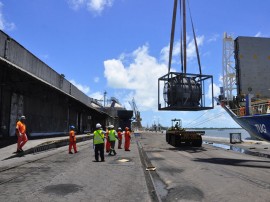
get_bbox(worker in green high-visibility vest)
[108,125,118,156]
[93,123,105,162]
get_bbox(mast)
[222,32,236,101]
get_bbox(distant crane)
[129,98,142,130]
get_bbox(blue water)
[191,128,251,140]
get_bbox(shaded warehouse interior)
[0,30,131,139]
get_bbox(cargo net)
[158,72,214,111]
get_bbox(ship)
[216,33,270,142]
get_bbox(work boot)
[14,150,20,154]
[69,151,73,154]
[113,150,117,155]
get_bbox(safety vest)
[94,129,104,145]
[108,130,117,141]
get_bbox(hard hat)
[20,115,26,120]
[96,123,101,128]
[125,127,129,130]
[70,125,75,129]
[118,127,122,130]
[110,125,114,129]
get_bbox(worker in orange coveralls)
[15,115,28,153]
[117,127,123,149]
[124,127,131,151]
[105,126,111,153]
[69,125,77,154]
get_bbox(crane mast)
[129,98,142,131]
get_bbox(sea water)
[193,128,251,140]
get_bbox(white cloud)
[70,79,90,94]
[68,0,86,10]
[68,0,114,15]
[207,33,219,42]
[255,32,262,37]
[160,35,204,65]
[87,0,113,14]
[103,39,218,113]
[89,91,103,100]
[94,77,99,83]
[0,2,16,31]
[207,82,220,99]
[104,44,167,111]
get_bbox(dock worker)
[108,125,118,156]
[117,127,123,149]
[105,126,111,153]
[124,127,131,151]
[69,126,77,154]
[15,115,28,153]
[240,106,245,116]
[93,123,105,162]
[175,122,180,129]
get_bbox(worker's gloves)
[19,133,22,137]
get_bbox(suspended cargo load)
[159,72,213,111]
[158,0,214,111]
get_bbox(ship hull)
[235,114,270,141]
[221,103,270,141]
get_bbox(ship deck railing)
[230,102,270,117]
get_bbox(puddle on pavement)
[43,184,83,196]
[204,142,270,158]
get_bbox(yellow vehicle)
[166,119,204,147]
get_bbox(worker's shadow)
[2,151,27,161]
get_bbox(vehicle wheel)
[192,137,202,147]
[171,135,176,146]
[175,135,181,147]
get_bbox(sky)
[1,0,270,128]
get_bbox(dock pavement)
[0,133,156,202]
[203,136,270,158]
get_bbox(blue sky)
[1,0,270,128]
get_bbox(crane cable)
[188,110,227,127]
[168,0,178,74]
[187,0,202,75]
[168,0,202,75]
[185,110,210,127]
[187,111,228,128]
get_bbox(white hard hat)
[110,125,114,129]
[118,127,122,130]
[20,115,26,120]
[96,123,101,128]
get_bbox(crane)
[129,98,142,131]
